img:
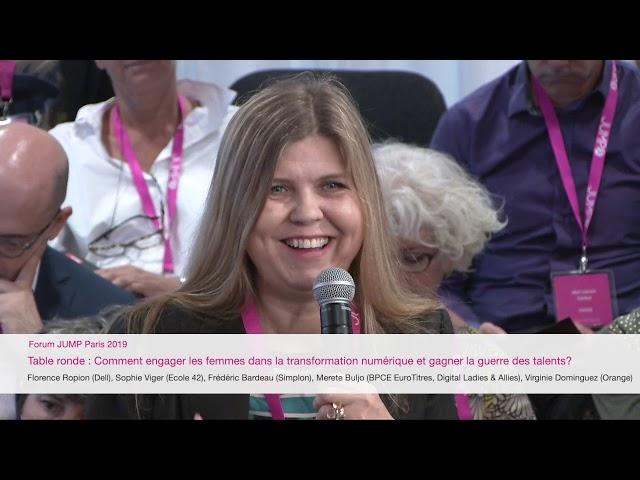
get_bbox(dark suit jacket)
[34,247,135,321]
[87,304,458,420]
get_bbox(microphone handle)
[320,302,352,334]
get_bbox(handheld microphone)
[312,267,355,334]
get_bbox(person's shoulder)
[618,59,640,77]
[152,302,244,335]
[447,63,521,116]
[49,99,111,143]
[618,60,640,93]
[153,303,208,333]
[179,79,236,112]
[180,79,238,141]
[432,63,522,152]
[106,299,244,335]
[48,119,75,142]
[42,247,135,306]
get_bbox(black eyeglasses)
[88,214,164,258]
[0,210,60,258]
[400,249,439,273]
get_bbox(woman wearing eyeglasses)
[374,143,536,420]
[373,143,506,331]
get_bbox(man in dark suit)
[0,122,134,335]
[34,246,135,321]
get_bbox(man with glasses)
[0,123,134,335]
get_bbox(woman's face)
[398,238,446,293]
[246,135,364,298]
[20,394,85,420]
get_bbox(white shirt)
[49,80,237,276]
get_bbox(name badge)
[551,270,617,328]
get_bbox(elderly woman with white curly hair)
[374,143,537,420]
[373,142,506,332]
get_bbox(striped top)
[249,394,316,420]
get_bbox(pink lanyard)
[111,95,188,274]
[455,393,473,421]
[531,61,619,271]
[0,60,16,118]
[241,298,361,420]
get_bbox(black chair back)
[230,69,446,146]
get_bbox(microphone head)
[312,267,355,305]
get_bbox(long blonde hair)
[126,73,440,334]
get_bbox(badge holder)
[551,247,618,328]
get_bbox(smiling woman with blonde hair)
[87,73,457,421]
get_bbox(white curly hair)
[373,142,506,274]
